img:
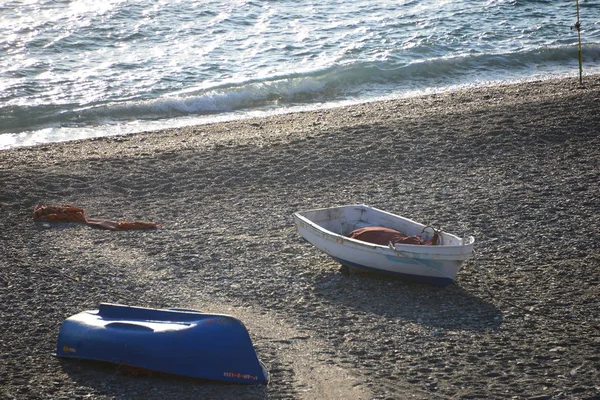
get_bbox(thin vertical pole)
[574,0,583,85]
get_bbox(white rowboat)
[293,205,475,286]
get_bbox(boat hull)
[56,303,269,384]
[293,205,474,286]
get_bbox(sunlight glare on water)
[1,0,599,148]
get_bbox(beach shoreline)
[3,74,597,159]
[1,74,599,399]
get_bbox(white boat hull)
[293,205,475,286]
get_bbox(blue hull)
[56,303,269,384]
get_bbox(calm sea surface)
[1,0,599,149]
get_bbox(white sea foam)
[1,0,599,149]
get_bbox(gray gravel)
[1,75,599,399]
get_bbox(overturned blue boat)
[56,303,269,384]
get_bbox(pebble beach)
[1,75,599,399]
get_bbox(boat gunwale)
[293,204,475,259]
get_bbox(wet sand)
[1,74,599,399]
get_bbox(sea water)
[1,0,599,149]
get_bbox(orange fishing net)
[348,226,412,245]
[348,226,439,246]
[33,205,160,231]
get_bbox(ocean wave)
[2,42,598,138]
